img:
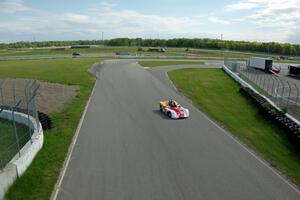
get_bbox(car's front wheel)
[167,111,172,118]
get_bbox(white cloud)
[225,2,258,12]
[0,3,205,41]
[0,0,32,14]
[64,14,90,23]
[224,0,300,43]
[209,17,230,25]
[1,0,300,43]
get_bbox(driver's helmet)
[169,100,177,107]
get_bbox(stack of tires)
[240,87,300,144]
[37,111,52,130]
[0,105,52,130]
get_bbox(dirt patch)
[37,82,78,113]
[0,79,78,114]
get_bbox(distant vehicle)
[72,52,80,57]
[137,47,144,52]
[159,100,189,119]
[247,57,280,73]
[147,47,166,53]
[116,52,130,56]
[288,65,300,76]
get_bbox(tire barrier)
[37,111,52,130]
[0,105,52,130]
[240,86,300,144]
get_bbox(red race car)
[159,100,190,119]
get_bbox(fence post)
[254,69,258,85]
[0,152,3,169]
[29,82,40,132]
[262,74,267,91]
[0,79,5,106]
[259,72,264,89]
[286,81,292,107]
[266,76,272,96]
[274,77,281,105]
[249,67,255,83]
[279,79,285,107]
[13,81,16,107]
[25,81,33,143]
[257,71,262,87]
[295,84,299,106]
[270,77,276,98]
[12,107,21,157]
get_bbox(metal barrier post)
[0,79,5,106]
[0,152,3,169]
[266,76,271,96]
[254,69,258,83]
[270,77,276,97]
[295,84,299,106]
[12,108,21,157]
[25,81,33,143]
[286,81,292,107]
[262,75,267,91]
[279,79,285,107]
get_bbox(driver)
[169,100,177,107]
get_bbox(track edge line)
[50,68,99,200]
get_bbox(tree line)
[106,38,300,56]
[1,38,300,56]
[0,40,105,49]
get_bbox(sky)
[0,0,300,43]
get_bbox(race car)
[159,100,189,119]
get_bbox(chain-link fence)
[0,79,40,169]
[224,58,300,119]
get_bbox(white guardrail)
[223,65,300,126]
[0,110,43,199]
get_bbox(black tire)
[38,111,52,130]
[167,111,172,118]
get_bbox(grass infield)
[0,58,103,200]
[0,118,30,168]
[169,68,300,186]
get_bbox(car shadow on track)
[152,110,173,120]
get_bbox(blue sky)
[0,0,300,43]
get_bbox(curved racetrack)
[56,60,300,200]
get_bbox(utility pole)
[221,34,224,61]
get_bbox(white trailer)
[247,57,273,71]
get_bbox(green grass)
[4,46,296,63]
[138,61,204,67]
[1,46,283,60]
[0,47,136,56]
[0,58,104,200]
[169,68,300,185]
[0,118,31,168]
[0,47,183,57]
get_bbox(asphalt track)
[55,60,300,200]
